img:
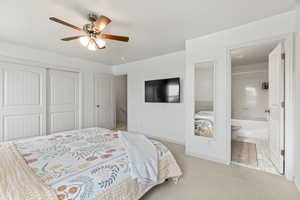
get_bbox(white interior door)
[268,43,285,174]
[0,63,46,141]
[94,74,115,129]
[47,69,79,134]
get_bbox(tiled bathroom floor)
[232,137,279,175]
[232,140,258,166]
[256,139,279,174]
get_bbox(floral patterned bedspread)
[14,128,171,200]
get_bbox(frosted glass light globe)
[87,41,97,51]
[79,37,90,47]
[95,38,106,48]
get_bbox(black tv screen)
[145,78,180,103]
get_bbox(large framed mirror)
[194,61,215,138]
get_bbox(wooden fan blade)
[49,17,84,32]
[100,34,129,42]
[61,35,87,41]
[95,15,112,31]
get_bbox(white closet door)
[0,63,46,141]
[94,74,115,129]
[47,69,79,134]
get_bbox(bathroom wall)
[232,62,269,121]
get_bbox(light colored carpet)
[231,140,258,167]
[141,141,300,200]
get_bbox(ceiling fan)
[49,13,129,51]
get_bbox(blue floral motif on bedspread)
[14,128,170,200]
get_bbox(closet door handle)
[265,109,270,113]
[96,105,100,108]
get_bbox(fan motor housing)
[83,24,100,35]
[84,13,102,35]
[88,13,98,23]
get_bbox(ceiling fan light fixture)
[87,41,97,51]
[95,38,106,48]
[98,24,107,32]
[80,36,90,47]
[50,14,129,51]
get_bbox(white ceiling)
[231,41,279,66]
[0,0,295,65]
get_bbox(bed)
[0,128,182,200]
[194,111,214,137]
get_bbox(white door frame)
[226,33,295,180]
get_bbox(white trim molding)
[185,151,228,165]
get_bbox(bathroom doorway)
[230,41,285,175]
[114,75,128,131]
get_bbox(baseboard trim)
[186,151,228,165]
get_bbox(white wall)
[185,11,295,168]
[0,40,112,128]
[294,1,300,192]
[231,62,268,121]
[113,51,185,144]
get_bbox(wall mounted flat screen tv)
[145,78,180,103]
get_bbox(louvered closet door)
[0,63,46,141]
[47,69,79,134]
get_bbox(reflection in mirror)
[194,61,214,138]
